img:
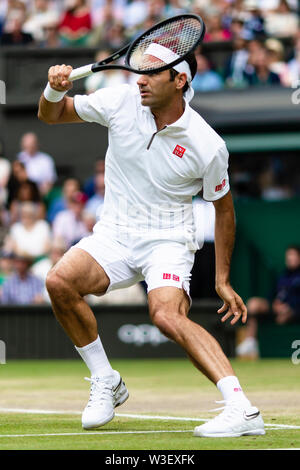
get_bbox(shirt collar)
[142,98,191,131]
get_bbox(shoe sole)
[194,429,266,438]
[82,379,129,430]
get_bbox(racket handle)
[69,64,93,81]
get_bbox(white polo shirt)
[74,84,229,243]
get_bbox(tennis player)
[38,46,265,438]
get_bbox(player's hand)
[216,283,247,325]
[48,64,73,92]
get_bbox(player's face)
[137,70,178,109]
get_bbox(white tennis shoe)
[82,370,129,429]
[194,399,265,438]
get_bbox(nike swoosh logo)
[243,410,260,421]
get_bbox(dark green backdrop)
[231,198,300,301]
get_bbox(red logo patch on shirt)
[215,179,226,192]
[163,273,171,280]
[173,145,186,158]
[172,274,180,282]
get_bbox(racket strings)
[129,17,202,71]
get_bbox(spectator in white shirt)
[17,132,57,196]
[23,0,60,42]
[4,201,52,260]
[264,0,299,38]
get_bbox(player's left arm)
[213,190,247,325]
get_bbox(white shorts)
[74,225,195,300]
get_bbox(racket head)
[125,14,205,74]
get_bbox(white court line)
[0,430,193,438]
[0,408,300,430]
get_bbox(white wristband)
[43,82,68,102]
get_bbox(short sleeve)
[203,144,230,201]
[73,85,130,127]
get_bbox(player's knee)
[151,308,176,339]
[46,269,74,302]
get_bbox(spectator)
[85,166,105,220]
[0,252,45,305]
[84,50,126,93]
[58,0,92,46]
[39,20,63,47]
[4,201,52,260]
[288,30,300,87]
[147,0,165,21]
[86,282,147,305]
[204,13,232,42]
[264,0,299,38]
[0,202,9,247]
[82,209,97,234]
[265,38,291,86]
[9,179,46,224]
[192,52,224,92]
[17,132,57,196]
[0,9,34,46]
[47,177,80,223]
[0,251,14,288]
[83,159,104,198]
[123,0,149,30]
[229,18,251,41]
[22,0,59,42]
[0,156,11,206]
[236,245,300,358]
[31,238,67,303]
[224,35,250,88]
[6,160,29,209]
[242,1,265,39]
[259,167,294,200]
[88,1,124,47]
[243,46,281,85]
[52,190,89,248]
[163,0,186,18]
[90,0,125,28]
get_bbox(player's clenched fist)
[48,64,73,92]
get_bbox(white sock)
[217,376,251,405]
[75,335,113,378]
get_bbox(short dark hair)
[169,52,197,93]
[286,245,300,255]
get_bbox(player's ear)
[175,73,188,91]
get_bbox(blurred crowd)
[0,132,146,305]
[0,1,300,89]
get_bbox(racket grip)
[69,64,93,81]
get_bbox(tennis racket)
[69,14,205,81]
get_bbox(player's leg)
[141,233,265,438]
[148,286,235,383]
[46,246,109,347]
[148,286,265,437]
[46,237,136,429]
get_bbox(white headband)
[144,43,192,83]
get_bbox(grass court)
[0,358,299,450]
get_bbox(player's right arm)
[38,65,83,124]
